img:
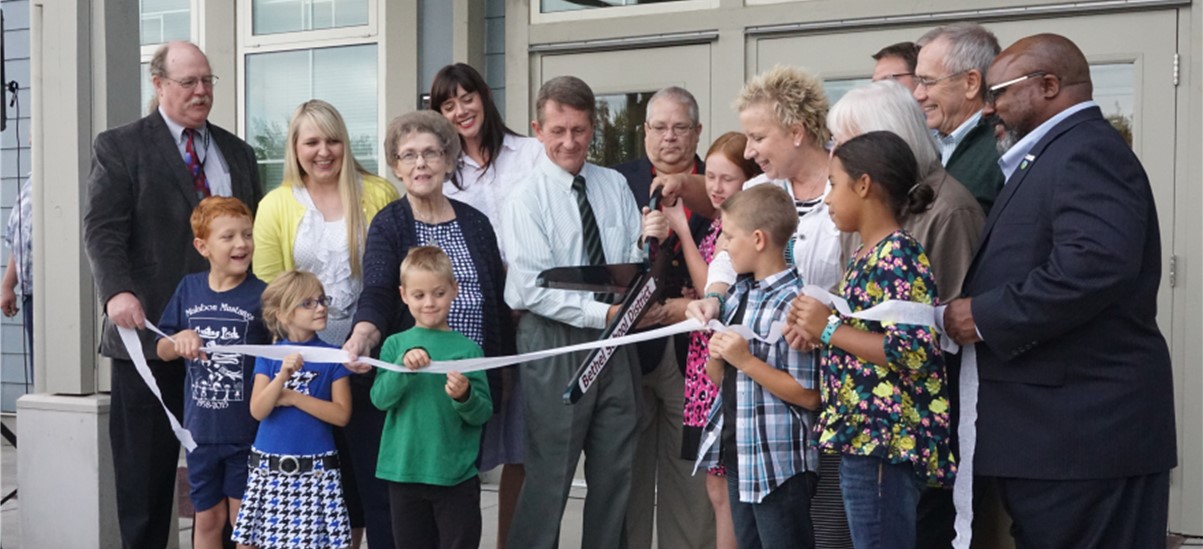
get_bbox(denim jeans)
[727,471,818,549]
[839,454,924,549]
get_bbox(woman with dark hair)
[430,63,543,259]
[430,63,540,549]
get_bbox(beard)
[985,113,1021,155]
[995,127,1020,155]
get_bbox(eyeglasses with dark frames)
[986,72,1049,103]
[298,295,332,310]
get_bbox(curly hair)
[735,65,831,146]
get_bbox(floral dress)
[817,229,956,487]
[682,217,723,471]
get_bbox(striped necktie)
[572,175,615,303]
[184,128,210,199]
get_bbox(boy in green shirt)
[371,245,492,549]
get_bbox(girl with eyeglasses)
[233,270,354,549]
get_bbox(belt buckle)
[278,455,300,475]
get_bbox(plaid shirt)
[697,268,818,503]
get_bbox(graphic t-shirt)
[252,338,352,456]
[157,272,270,444]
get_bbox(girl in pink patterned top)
[662,132,761,549]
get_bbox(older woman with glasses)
[341,111,511,548]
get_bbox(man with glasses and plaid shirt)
[83,41,262,549]
[914,22,1006,215]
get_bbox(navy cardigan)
[353,197,514,361]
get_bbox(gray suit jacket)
[83,110,263,360]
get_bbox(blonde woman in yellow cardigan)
[253,99,399,346]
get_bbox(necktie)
[184,128,210,199]
[571,175,614,303]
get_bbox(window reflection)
[140,0,190,45]
[253,0,370,35]
[542,0,687,14]
[1091,63,1134,147]
[589,91,654,167]
[245,44,379,189]
[823,78,872,106]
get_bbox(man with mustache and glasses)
[83,41,263,549]
[945,34,1176,547]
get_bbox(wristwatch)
[820,313,841,345]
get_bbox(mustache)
[187,96,211,107]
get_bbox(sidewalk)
[0,415,593,548]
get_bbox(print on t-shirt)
[284,370,319,395]
[189,313,250,409]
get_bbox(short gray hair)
[646,86,700,126]
[384,110,463,173]
[919,22,1000,98]
[827,80,940,179]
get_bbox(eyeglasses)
[882,72,914,81]
[646,123,696,137]
[394,149,446,166]
[914,70,968,89]
[986,72,1048,103]
[298,295,332,310]
[162,75,219,90]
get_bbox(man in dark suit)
[83,41,263,549]
[613,86,715,549]
[944,34,1176,547]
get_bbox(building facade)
[11,0,1203,542]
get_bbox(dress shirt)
[4,176,32,294]
[998,101,1097,182]
[159,106,232,197]
[696,268,818,503]
[502,154,643,330]
[939,110,983,166]
[706,174,843,292]
[443,134,545,260]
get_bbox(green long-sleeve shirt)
[371,326,492,486]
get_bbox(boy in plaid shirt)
[697,184,821,549]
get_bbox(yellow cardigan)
[253,173,400,282]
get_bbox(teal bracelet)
[704,291,725,318]
[820,315,841,345]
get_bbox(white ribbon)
[116,325,198,452]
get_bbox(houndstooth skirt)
[232,450,352,549]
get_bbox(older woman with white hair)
[826,80,985,301]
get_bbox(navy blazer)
[963,106,1176,479]
[613,156,711,373]
[83,110,263,360]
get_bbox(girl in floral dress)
[789,131,955,549]
[660,131,760,549]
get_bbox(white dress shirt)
[159,106,233,197]
[706,174,843,292]
[502,153,643,330]
[443,134,545,260]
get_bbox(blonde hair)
[282,100,371,278]
[720,184,797,248]
[400,246,456,286]
[735,65,831,146]
[261,270,326,342]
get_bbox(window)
[140,0,191,45]
[589,91,654,167]
[252,0,370,35]
[541,0,688,13]
[244,44,380,189]
[141,62,155,115]
[1092,63,1134,147]
[822,77,872,106]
